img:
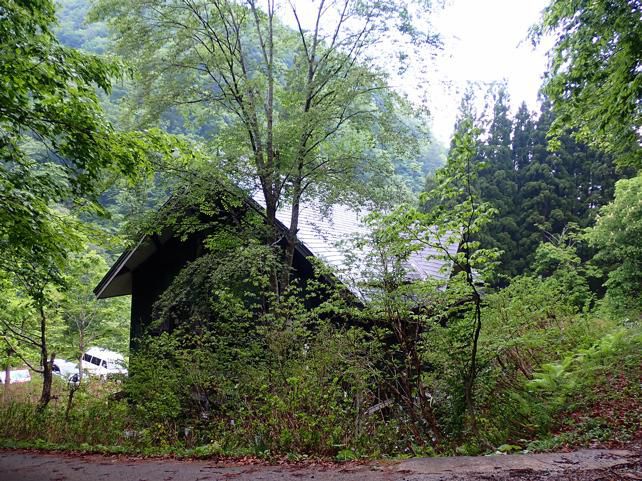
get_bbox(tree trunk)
[39,353,54,410]
[78,332,84,383]
[463,290,482,433]
[281,186,302,290]
[65,383,79,420]
[37,304,53,410]
[2,350,11,404]
[262,183,282,298]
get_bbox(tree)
[512,102,535,176]
[0,0,144,408]
[587,174,642,314]
[532,225,596,310]
[0,277,37,402]
[533,0,642,168]
[0,212,82,409]
[450,95,625,280]
[516,102,567,271]
[515,101,623,274]
[92,0,438,291]
[60,250,130,382]
[476,86,519,280]
[390,118,499,431]
[347,212,444,447]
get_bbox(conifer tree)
[515,101,623,272]
[430,94,624,281]
[512,102,535,176]
[476,87,519,280]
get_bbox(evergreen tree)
[516,102,568,271]
[476,87,519,279]
[515,101,623,272]
[512,102,535,176]
[428,94,625,281]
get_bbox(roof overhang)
[94,238,154,299]
[93,193,312,299]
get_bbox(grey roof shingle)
[267,196,459,293]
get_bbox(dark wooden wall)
[129,235,201,350]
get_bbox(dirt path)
[0,447,640,481]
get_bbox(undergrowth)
[0,318,642,460]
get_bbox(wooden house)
[94,191,458,345]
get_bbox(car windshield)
[112,359,127,369]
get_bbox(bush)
[121,320,397,456]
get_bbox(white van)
[81,347,128,379]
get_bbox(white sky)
[417,0,553,143]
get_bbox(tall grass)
[0,377,133,451]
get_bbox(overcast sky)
[269,0,554,145]
[418,0,553,143]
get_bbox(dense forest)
[0,0,640,459]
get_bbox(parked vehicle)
[81,347,128,379]
[0,369,31,384]
[52,359,78,379]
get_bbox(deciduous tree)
[0,0,146,408]
[388,118,500,432]
[533,0,642,168]
[587,174,642,314]
[92,0,438,290]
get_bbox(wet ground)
[0,447,640,480]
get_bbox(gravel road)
[0,447,640,481]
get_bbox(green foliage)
[2,0,640,462]
[439,90,626,281]
[55,0,110,53]
[59,249,130,361]
[0,0,155,408]
[475,85,519,279]
[124,320,387,456]
[515,101,623,273]
[533,0,642,168]
[587,174,642,314]
[90,0,438,290]
[532,227,597,310]
[468,267,640,450]
[523,327,641,428]
[0,378,132,448]
[0,0,135,270]
[0,0,187,293]
[0,231,130,375]
[370,119,501,438]
[414,118,500,283]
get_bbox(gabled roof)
[94,192,458,299]
[271,199,457,292]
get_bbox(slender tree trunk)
[281,182,302,289]
[387,292,441,446]
[278,8,319,290]
[463,290,482,432]
[39,353,54,410]
[2,349,11,404]
[78,331,84,383]
[65,383,79,420]
[262,183,282,298]
[37,304,53,410]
